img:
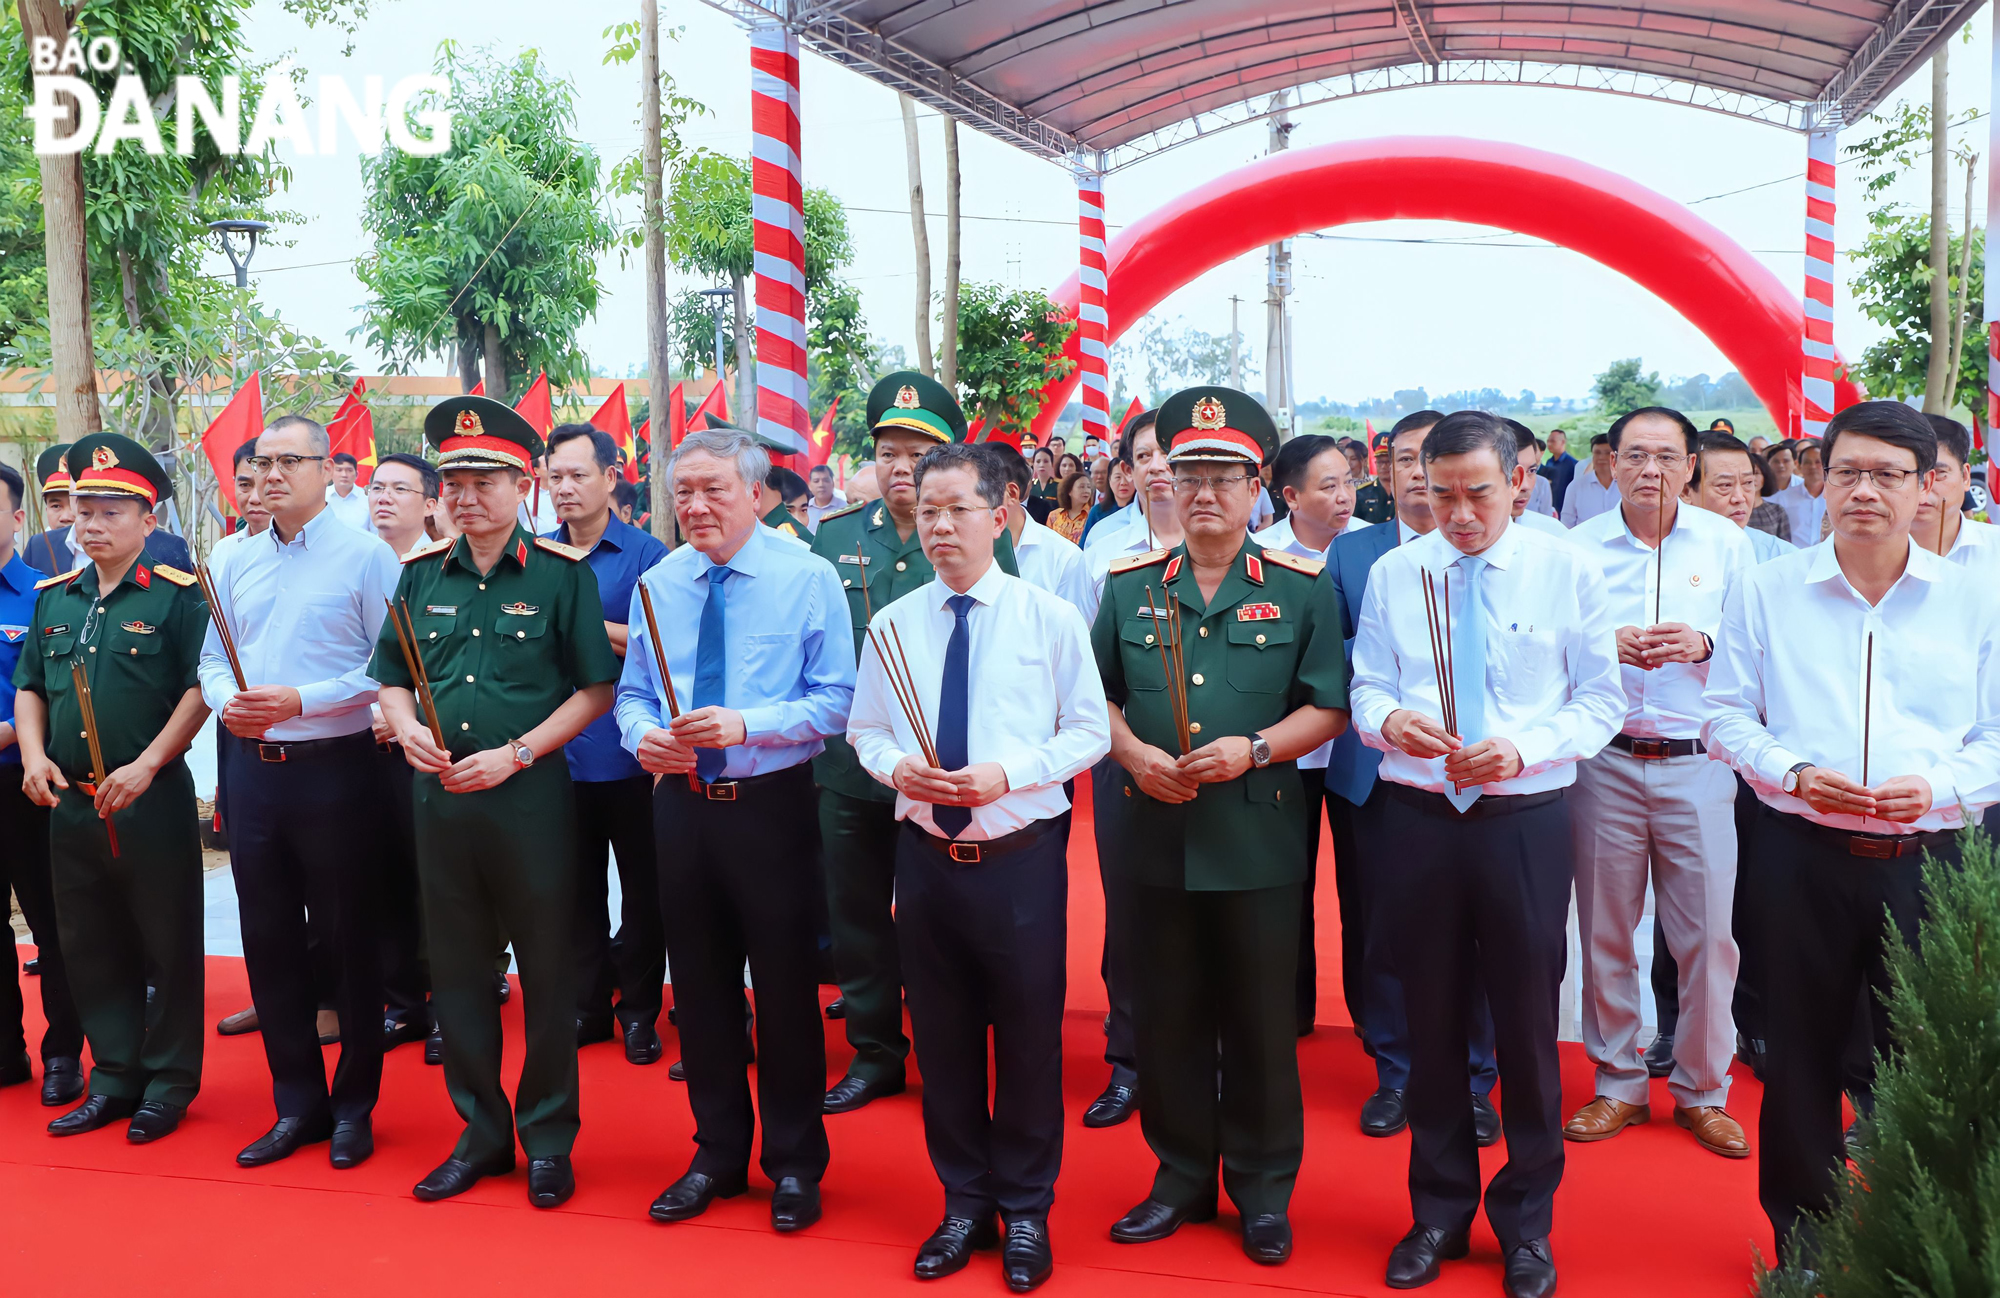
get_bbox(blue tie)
[1445,555,1488,812]
[933,594,975,838]
[693,565,730,783]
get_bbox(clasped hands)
[1615,623,1707,670]
[220,685,304,739]
[891,756,1011,808]
[634,707,749,776]
[1793,767,1932,824]
[1381,710,1524,788]
[20,751,158,817]
[1123,735,1256,805]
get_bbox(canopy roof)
[707,1,1986,170]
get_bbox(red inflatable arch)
[1031,136,1861,440]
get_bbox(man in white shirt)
[322,453,372,532]
[1767,439,1826,547]
[1562,408,1754,1162]
[1685,433,1794,564]
[366,452,444,560]
[1350,411,1623,1298]
[1507,424,1579,547]
[1704,401,2000,1262]
[849,443,1107,1290]
[1558,433,1621,527]
[1914,414,1999,574]
[978,444,1093,618]
[805,464,847,530]
[199,415,403,1171]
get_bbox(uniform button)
[517,631,526,639]
[1255,634,1266,645]
[472,629,480,637]
[428,631,436,639]
[1189,722,1202,735]
[1145,634,1155,646]
[895,561,907,572]
[130,648,137,655]
[1276,789,1283,802]
[1199,626,1209,638]
[465,675,475,683]
[1190,672,1204,686]
[88,646,96,653]
[460,722,470,731]
[479,583,486,590]
[843,579,852,588]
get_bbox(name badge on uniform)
[119,621,156,635]
[425,604,458,616]
[1,625,24,644]
[837,553,870,566]
[1238,603,1281,621]
[500,602,540,616]
[1134,606,1168,618]
[43,624,69,637]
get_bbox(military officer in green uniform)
[1352,431,1397,525]
[808,372,1017,1113]
[13,433,212,1143]
[1093,388,1348,1266]
[369,396,620,1209]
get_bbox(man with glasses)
[1563,408,1754,1162]
[1705,400,2000,1262]
[1095,387,1347,1266]
[368,453,444,559]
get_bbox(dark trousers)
[819,788,909,1084]
[225,731,385,1122]
[375,743,429,1026]
[1378,788,1571,1247]
[571,775,663,1030]
[897,820,1068,1221]
[1750,807,1942,1260]
[0,779,83,1062]
[1315,777,1366,1031]
[660,765,828,1183]
[1089,756,1138,1086]
[1133,881,1303,1217]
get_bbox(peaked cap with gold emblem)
[1156,385,1279,468]
[865,370,968,444]
[36,443,75,495]
[66,433,173,506]
[423,395,544,472]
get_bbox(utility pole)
[1263,91,1295,433]
[641,0,674,541]
[1228,295,1242,388]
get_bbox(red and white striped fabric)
[751,23,809,456]
[1986,6,2000,439]
[1801,128,1837,439]
[1076,168,1111,448]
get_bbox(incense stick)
[384,599,446,751]
[1655,490,1668,626]
[1861,632,1875,789]
[888,621,939,768]
[852,545,938,768]
[1442,569,1457,739]
[1168,594,1190,750]
[635,581,700,792]
[195,560,246,691]
[69,661,119,857]
[1143,583,1189,755]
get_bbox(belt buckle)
[703,780,738,802]
[1630,738,1670,760]
[1847,835,1897,860]
[76,780,97,797]
[257,742,287,763]
[947,842,983,864]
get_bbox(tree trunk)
[20,0,104,445]
[900,94,933,377]
[640,0,674,543]
[940,116,961,389]
[1924,45,1952,413]
[483,320,508,401]
[1947,154,1978,405]
[458,332,481,393]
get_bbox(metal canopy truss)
[1800,0,1985,130]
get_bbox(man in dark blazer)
[1323,410,1500,1145]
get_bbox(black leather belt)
[1387,783,1564,821]
[690,767,799,802]
[241,730,372,763]
[907,819,1053,865]
[1773,807,1955,860]
[1609,734,1705,759]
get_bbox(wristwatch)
[510,741,536,771]
[1781,760,1812,795]
[1249,733,1272,768]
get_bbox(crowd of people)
[1,377,1995,1298]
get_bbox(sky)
[221,0,1997,409]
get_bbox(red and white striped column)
[751,21,809,456]
[1076,165,1111,446]
[1801,127,1838,439]
[1985,3,2000,444]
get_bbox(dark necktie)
[932,593,975,838]
[693,565,729,784]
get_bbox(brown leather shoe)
[1562,1096,1650,1142]
[1674,1105,1750,1159]
[216,1006,260,1036]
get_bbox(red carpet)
[1,779,1772,1295]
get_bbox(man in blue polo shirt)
[544,424,671,1065]
[0,463,85,1106]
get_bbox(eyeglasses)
[366,482,426,499]
[1827,466,1921,491]
[1617,451,1687,472]
[1171,472,1256,495]
[245,454,326,475]
[914,504,993,527]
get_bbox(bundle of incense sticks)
[1654,490,1668,626]
[636,582,698,792]
[69,661,119,857]
[1143,583,1191,755]
[856,545,939,769]
[1861,631,1875,788]
[383,598,446,751]
[194,560,246,690]
[1421,567,1459,740]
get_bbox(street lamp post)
[698,285,733,416]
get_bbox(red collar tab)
[514,538,529,567]
[1163,554,1183,583]
[1244,553,1264,585]
[133,563,152,590]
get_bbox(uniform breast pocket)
[41,632,76,661]
[494,614,549,647]
[1226,619,1295,693]
[1119,618,1170,691]
[105,627,165,662]
[740,631,801,683]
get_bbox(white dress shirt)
[1082,512,1168,626]
[1526,474,1556,518]
[806,491,848,530]
[848,564,1110,840]
[198,507,403,740]
[323,484,373,533]
[1571,502,1752,740]
[1351,523,1626,796]
[1941,515,2000,577]
[1013,516,1093,619]
[1741,523,1795,564]
[1560,469,1622,527]
[1081,499,1145,555]
[1771,477,1826,550]
[1512,508,1580,547]
[1703,539,2000,834]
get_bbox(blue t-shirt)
[0,552,40,766]
[547,513,669,782]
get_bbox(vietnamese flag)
[628,418,649,484]
[470,380,485,396]
[587,383,635,477]
[1365,418,1377,442]
[202,371,264,513]
[1117,397,1144,438]
[806,397,839,470]
[689,379,729,432]
[326,378,377,484]
[668,382,689,448]
[514,372,554,437]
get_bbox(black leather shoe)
[237,1114,333,1166]
[413,1152,514,1201]
[495,973,511,1003]
[771,1176,821,1232]
[1002,1218,1053,1291]
[1503,1237,1558,1298]
[667,1058,686,1082]
[1243,1213,1292,1264]
[1644,1032,1675,1079]
[1472,1092,1502,1148]
[330,1118,373,1169]
[22,956,38,975]
[528,1155,575,1208]
[649,1170,747,1222]
[823,1073,905,1114]
[623,1021,663,1066]
[576,1016,615,1047]
[126,1100,184,1143]
[1361,1087,1408,1136]
[423,1026,443,1066]
[41,1057,84,1107]
[1737,1031,1767,1082]
[1386,1222,1469,1288]
[0,1050,31,1087]
[914,1215,999,1279]
[1109,1196,1216,1243]
[1083,1080,1137,1128]
[383,1015,428,1050]
[824,996,846,1020]
[47,1092,137,1136]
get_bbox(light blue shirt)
[1743,524,1795,564]
[615,522,854,778]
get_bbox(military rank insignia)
[500,602,540,616]
[1238,603,1280,621]
[119,621,157,634]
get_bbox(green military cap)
[1155,385,1280,468]
[425,395,543,472]
[698,417,796,459]
[66,432,173,507]
[866,370,967,444]
[35,442,75,493]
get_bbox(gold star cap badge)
[894,384,921,409]
[1191,396,1228,430]
[91,444,119,470]
[456,409,484,436]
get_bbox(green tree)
[0,90,43,353]
[1848,213,1986,416]
[952,282,1077,438]
[353,44,616,400]
[805,278,875,461]
[1593,358,1661,415]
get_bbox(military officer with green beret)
[12,433,212,1143]
[808,371,1018,1113]
[369,396,620,1209]
[1093,388,1349,1265]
